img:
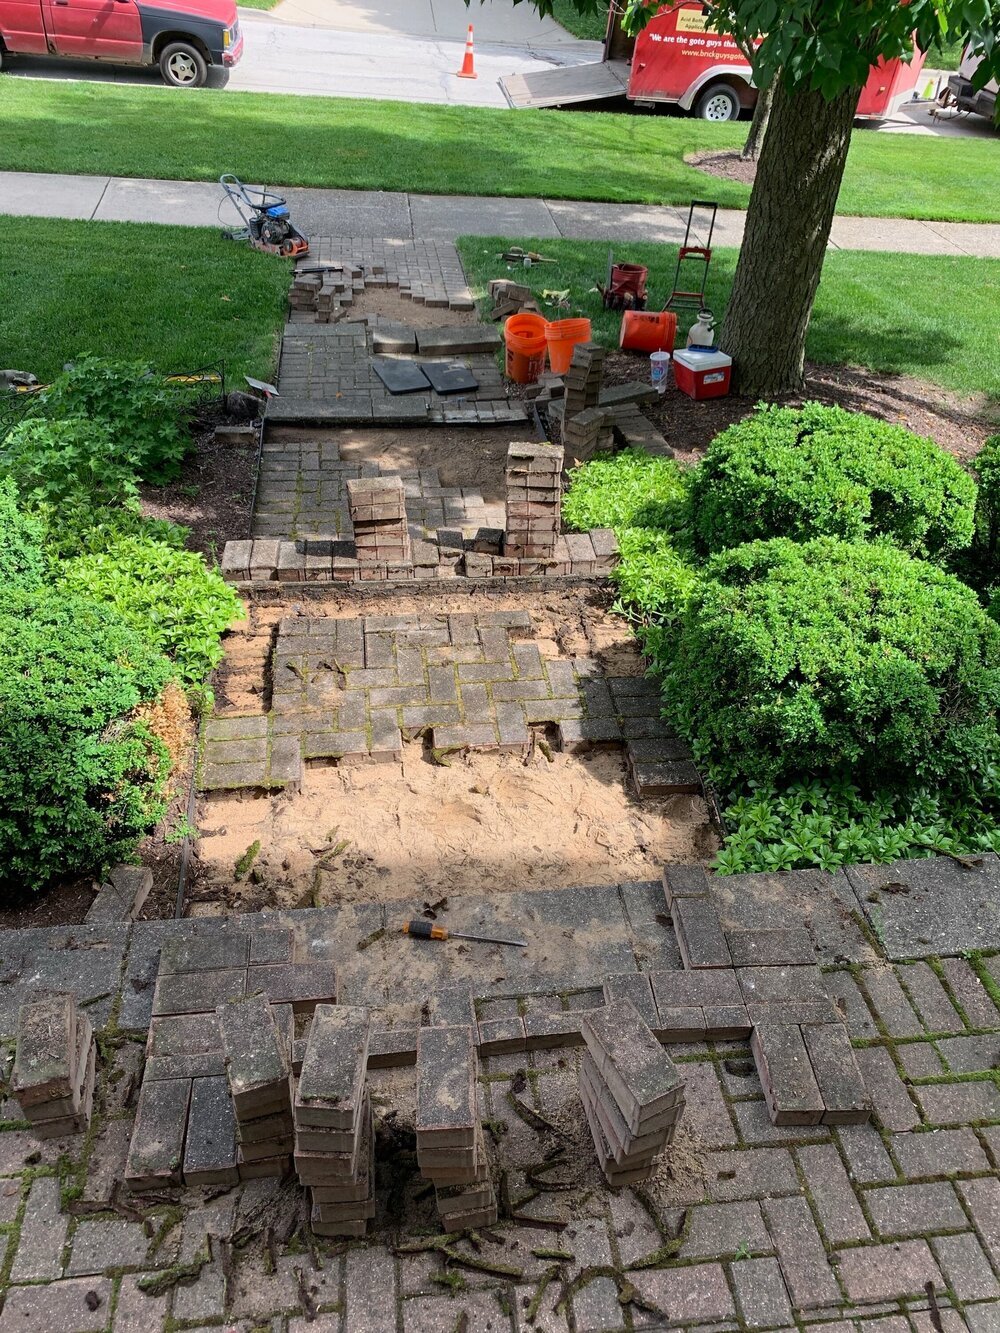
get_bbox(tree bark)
[720,78,861,396]
[740,77,775,162]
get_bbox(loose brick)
[581,1000,685,1135]
[296,1005,370,1129]
[217,993,291,1119]
[662,862,711,907]
[248,962,338,1013]
[152,968,246,1017]
[602,973,658,1031]
[802,1022,872,1125]
[12,991,76,1107]
[671,895,731,969]
[751,1024,824,1126]
[416,1025,477,1147]
[125,1077,191,1189]
[183,1075,239,1186]
[476,1017,526,1056]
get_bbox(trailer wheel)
[695,83,741,121]
[159,41,208,88]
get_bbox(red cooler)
[672,348,733,400]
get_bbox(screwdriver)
[403,919,528,948]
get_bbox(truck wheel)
[159,41,208,88]
[695,84,741,121]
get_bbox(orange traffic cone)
[456,24,477,79]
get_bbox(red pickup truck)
[0,0,242,86]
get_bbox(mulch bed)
[601,350,996,464]
[686,148,759,187]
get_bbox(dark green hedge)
[689,402,977,559]
[661,537,1000,788]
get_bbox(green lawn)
[457,235,1000,401]
[0,217,290,382]
[550,0,608,41]
[2,80,999,223]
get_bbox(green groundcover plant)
[37,356,195,483]
[61,536,244,685]
[0,588,173,891]
[713,775,1000,875]
[663,537,1000,790]
[689,402,977,559]
[0,477,45,593]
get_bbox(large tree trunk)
[720,78,861,396]
[741,77,775,162]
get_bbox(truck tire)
[159,41,208,88]
[695,83,741,121]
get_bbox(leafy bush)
[0,477,45,594]
[689,403,977,559]
[0,416,139,547]
[60,536,244,684]
[972,433,1000,580]
[563,449,699,628]
[714,774,1000,876]
[38,356,193,483]
[662,537,1000,788]
[0,589,173,891]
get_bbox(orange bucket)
[545,318,592,376]
[504,313,548,384]
[620,310,678,354]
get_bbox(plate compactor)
[219,174,309,258]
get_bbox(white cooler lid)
[673,348,733,371]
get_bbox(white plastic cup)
[650,350,670,395]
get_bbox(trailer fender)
[678,65,755,111]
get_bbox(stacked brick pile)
[416,1025,497,1231]
[579,999,685,1187]
[346,475,412,574]
[288,266,365,323]
[218,994,294,1180]
[503,442,564,559]
[294,1005,375,1238]
[561,343,613,458]
[12,991,96,1140]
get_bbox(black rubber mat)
[372,357,431,394]
[421,362,480,395]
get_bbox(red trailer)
[502,2,925,121]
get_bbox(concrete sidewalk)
[3,169,1000,257]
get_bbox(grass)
[2,80,999,223]
[456,235,1000,401]
[550,0,608,41]
[0,217,290,382]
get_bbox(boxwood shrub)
[0,589,173,891]
[662,537,1000,788]
[689,403,977,559]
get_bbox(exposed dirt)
[267,422,520,505]
[186,583,715,915]
[600,351,997,463]
[686,148,758,187]
[139,418,257,559]
[348,285,481,329]
[190,747,713,914]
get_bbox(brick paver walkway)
[199,611,697,794]
[1,865,999,1331]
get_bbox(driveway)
[262,0,580,45]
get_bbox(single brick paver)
[731,1256,795,1329]
[864,1181,967,1237]
[762,1195,841,1309]
[0,1278,113,1333]
[797,1143,870,1243]
[854,1046,920,1131]
[933,1232,1000,1302]
[10,1176,66,1281]
[834,1239,944,1302]
[891,1127,991,1178]
[938,958,1000,1028]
